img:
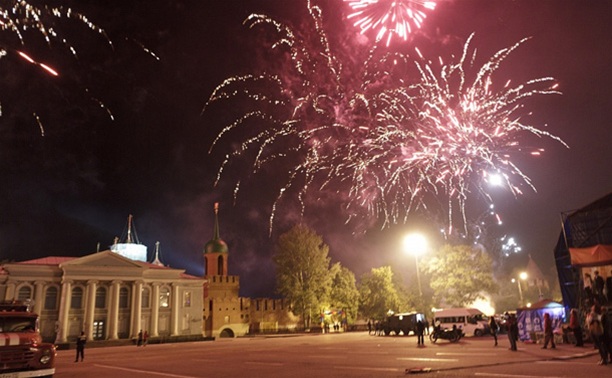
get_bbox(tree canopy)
[329,263,360,323]
[358,266,401,320]
[422,244,498,307]
[273,224,333,329]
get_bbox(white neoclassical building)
[0,250,206,344]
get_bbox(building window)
[159,286,170,308]
[183,291,191,307]
[95,287,107,309]
[17,286,32,301]
[44,286,58,310]
[141,287,150,308]
[217,256,223,275]
[119,287,129,308]
[71,287,83,309]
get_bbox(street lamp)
[403,233,428,297]
[512,271,528,305]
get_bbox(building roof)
[204,202,228,254]
[17,256,77,265]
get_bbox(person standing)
[506,313,518,351]
[601,307,611,364]
[75,331,86,362]
[367,320,372,335]
[137,329,143,346]
[594,271,605,303]
[489,316,498,346]
[416,319,425,346]
[584,273,594,303]
[606,271,612,303]
[541,313,556,349]
[569,308,583,346]
[143,330,149,346]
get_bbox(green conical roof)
[204,203,228,254]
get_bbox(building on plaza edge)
[0,204,299,344]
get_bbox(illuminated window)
[159,287,170,308]
[71,287,83,309]
[141,287,150,308]
[95,287,107,308]
[44,287,58,310]
[183,291,191,307]
[17,286,32,301]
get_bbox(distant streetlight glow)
[512,272,528,305]
[403,233,428,297]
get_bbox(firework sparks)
[0,0,113,124]
[205,1,566,236]
[345,0,436,46]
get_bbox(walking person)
[75,331,86,362]
[143,330,149,346]
[137,329,143,346]
[541,313,556,349]
[416,319,425,346]
[569,308,583,346]
[587,305,607,365]
[489,316,498,346]
[367,319,372,335]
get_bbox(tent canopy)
[569,244,612,267]
[517,299,563,311]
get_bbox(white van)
[432,308,489,337]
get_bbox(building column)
[4,281,16,301]
[57,280,72,343]
[170,284,180,336]
[108,281,121,340]
[131,281,143,338]
[150,283,160,337]
[33,281,45,315]
[85,280,97,340]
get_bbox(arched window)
[217,255,224,275]
[95,287,107,308]
[141,287,150,308]
[119,287,129,308]
[71,287,83,309]
[159,286,170,308]
[44,287,58,310]
[17,286,32,301]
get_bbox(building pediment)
[60,250,145,269]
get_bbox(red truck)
[0,301,56,377]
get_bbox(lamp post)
[403,233,428,297]
[512,271,528,305]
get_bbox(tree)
[358,266,400,320]
[273,224,333,329]
[422,244,498,307]
[329,263,360,324]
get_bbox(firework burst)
[345,0,436,46]
[205,1,565,236]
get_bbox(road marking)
[475,373,569,378]
[244,361,284,366]
[334,365,401,372]
[437,352,498,356]
[308,354,348,359]
[398,357,459,362]
[94,364,198,378]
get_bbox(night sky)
[1,0,610,298]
